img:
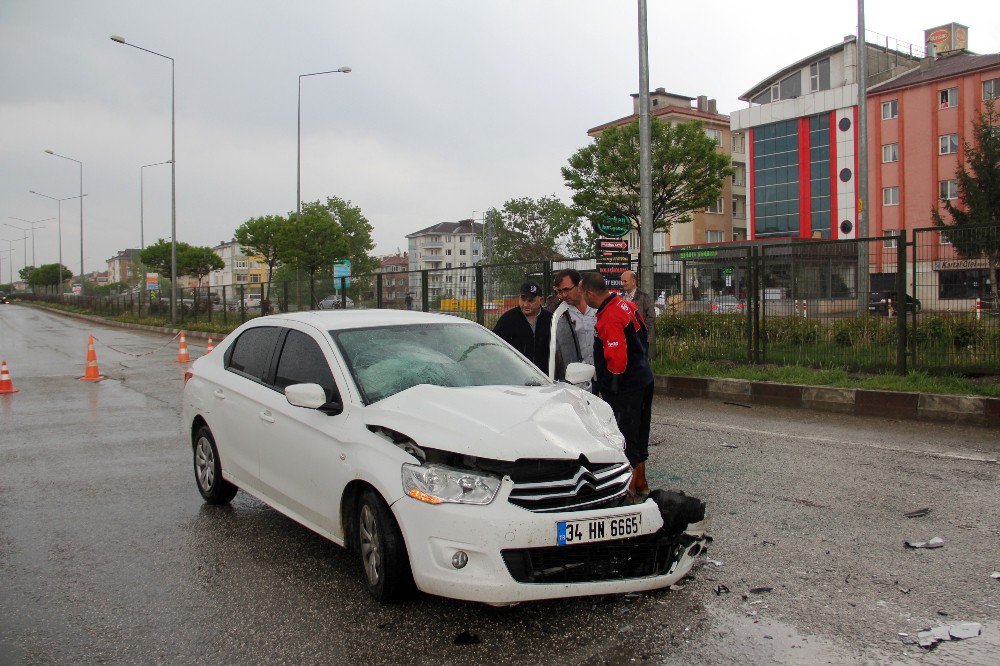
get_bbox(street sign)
[333,259,351,288]
[595,213,631,238]
[145,273,159,292]
[722,266,734,276]
[595,238,630,290]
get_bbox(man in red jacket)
[580,271,653,499]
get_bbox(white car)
[182,310,707,604]
[242,294,262,309]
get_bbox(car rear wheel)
[357,489,412,602]
[193,425,238,505]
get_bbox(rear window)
[226,326,281,381]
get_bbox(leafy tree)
[490,195,592,264]
[139,238,193,280]
[932,99,1000,310]
[279,200,351,308]
[179,245,224,287]
[234,214,286,303]
[27,263,72,288]
[562,119,733,235]
[18,265,36,281]
[324,196,378,275]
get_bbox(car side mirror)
[286,383,328,409]
[565,362,595,385]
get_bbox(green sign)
[595,213,631,238]
[722,266,734,275]
[678,249,719,260]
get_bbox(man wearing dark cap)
[492,280,552,371]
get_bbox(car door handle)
[213,390,225,399]
[260,410,275,423]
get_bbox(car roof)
[247,309,474,329]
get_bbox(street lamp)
[0,238,20,285]
[140,160,171,250]
[5,218,53,266]
[296,66,351,220]
[111,34,177,323]
[43,150,84,285]
[29,190,87,295]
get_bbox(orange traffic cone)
[80,334,105,382]
[0,360,19,394]
[205,335,214,354]
[176,331,191,363]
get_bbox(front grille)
[502,534,691,584]
[507,459,631,513]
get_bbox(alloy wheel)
[359,504,381,586]
[195,437,216,491]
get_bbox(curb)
[652,375,998,428]
[21,303,997,428]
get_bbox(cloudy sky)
[2,0,998,278]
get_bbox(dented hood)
[364,384,625,462]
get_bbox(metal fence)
[23,225,999,375]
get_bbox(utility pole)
[637,0,654,298]
[857,0,871,313]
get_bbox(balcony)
[421,241,444,249]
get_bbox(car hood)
[364,384,625,462]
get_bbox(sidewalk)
[22,303,1000,428]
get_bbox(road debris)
[894,581,911,594]
[723,401,751,409]
[454,631,481,646]
[720,441,739,449]
[714,584,730,595]
[669,584,685,591]
[917,622,982,649]
[705,558,724,567]
[904,507,931,518]
[749,586,773,594]
[904,537,944,549]
[991,571,1000,580]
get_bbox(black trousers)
[602,381,654,467]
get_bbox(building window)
[882,186,900,206]
[939,133,959,155]
[939,87,958,109]
[706,197,724,214]
[881,100,898,120]
[445,249,452,255]
[445,262,452,268]
[751,73,800,105]
[705,128,722,145]
[809,114,831,238]
[732,163,746,187]
[809,58,830,92]
[939,179,958,200]
[752,119,800,237]
[881,143,899,163]
[250,275,260,283]
[234,259,248,269]
[459,249,467,255]
[705,230,724,243]
[883,229,898,249]
[731,132,745,153]
[984,77,1000,100]
[473,249,479,255]
[940,232,952,246]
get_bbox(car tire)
[357,489,413,602]
[193,425,238,505]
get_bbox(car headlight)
[401,463,501,506]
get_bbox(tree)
[234,214,286,304]
[932,99,1000,311]
[18,265,36,281]
[491,195,593,264]
[27,263,72,288]
[179,245,224,287]
[562,119,733,235]
[324,196,378,275]
[139,239,193,280]
[279,200,351,308]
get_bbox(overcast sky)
[2,0,998,278]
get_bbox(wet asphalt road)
[1,303,998,665]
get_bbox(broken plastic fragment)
[705,558,724,567]
[991,571,1000,580]
[948,622,982,640]
[720,442,739,449]
[917,622,982,649]
[904,507,931,518]
[904,537,944,549]
[714,584,730,595]
[669,584,685,591]
[749,586,773,594]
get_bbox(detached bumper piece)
[502,488,707,585]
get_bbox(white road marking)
[654,416,999,464]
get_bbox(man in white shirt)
[549,269,597,378]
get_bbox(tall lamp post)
[111,34,177,324]
[5,218,53,266]
[140,160,171,250]
[29,190,87,295]
[43,150,84,284]
[1,238,21,285]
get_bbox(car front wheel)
[357,489,412,602]
[193,425,239,505]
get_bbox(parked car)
[868,291,920,316]
[0,291,8,304]
[317,294,354,310]
[182,311,707,604]
[710,295,745,314]
[242,294,262,309]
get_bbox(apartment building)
[731,35,921,241]
[209,239,264,288]
[866,23,999,307]
[406,219,483,302]
[376,252,409,303]
[106,248,141,285]
[587,89,738,250]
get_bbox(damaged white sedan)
[182,310,708,604]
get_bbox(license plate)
[557,513,641,546]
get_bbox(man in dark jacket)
[492,281,552,372]
[580,271,653,498]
